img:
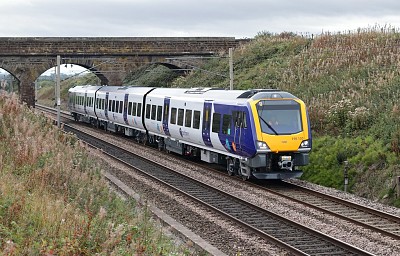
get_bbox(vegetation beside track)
[0,93,192,255]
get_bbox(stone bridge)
[0,37,242,106]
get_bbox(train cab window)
[151,105,157,120]
[101,99,105,110]
[177,108,184,126]
[170,108,177,124]
[193,110,200,129]
[128,102,132,115]
[146,104,151,118]
[212,113,221,133]
[119,101,123,113]
[185,110,192,127]
[137,103,142,117]
[222,115,232,135]
[108,100,112,111]
[157,106,162,121]
[115,101,119,113]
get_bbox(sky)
[0,0,399,76]
[0,0,399,39]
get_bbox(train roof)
[68,85,103,93]
[147,87,298,102]
[69,85,298,101]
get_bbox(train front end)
[248,91,311,179]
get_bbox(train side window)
[151,105,157,120]
[212,113,221,133]
[185,110,192,127]
[132,102,137,116]
[232,111,247,128]
[128,102,132,115]
[177,108,184,126]
[101,99,105,110]
[137,103,142,117]
[242,112,247,128]
[193,110,200,129]
[146,104,151,118]
[157,106,162,121]
[108,100,112,111]
[113,100,116,112]
[119,101,123,113]
[222,114,232,135]
[170,108,177,124]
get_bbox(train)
[68,85,312,180]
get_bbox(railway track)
[61,123,372,255]
[162,148,400,241]
[264,181,400,240]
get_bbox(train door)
[105,92,109,119]
[202,101,213,147]
[232,110,247,154]
[84,92,88,114]
[123,93,129,125]
[162,97,171,136]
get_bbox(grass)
[0,92,193,255]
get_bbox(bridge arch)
[0,37,241,106]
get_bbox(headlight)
[300,140,310,148]
[256,141,269,150]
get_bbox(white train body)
[68,85,312,180]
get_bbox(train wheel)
[227,158,235,176]
[239,161,250,181]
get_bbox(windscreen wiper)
[259,116,279,135]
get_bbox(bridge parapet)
[0,37,238,55]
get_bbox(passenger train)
[68,85,312,180]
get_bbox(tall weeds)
[0,92,188,255]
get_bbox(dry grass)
[0,92,190,255]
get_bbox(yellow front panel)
[250,98,310,153]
